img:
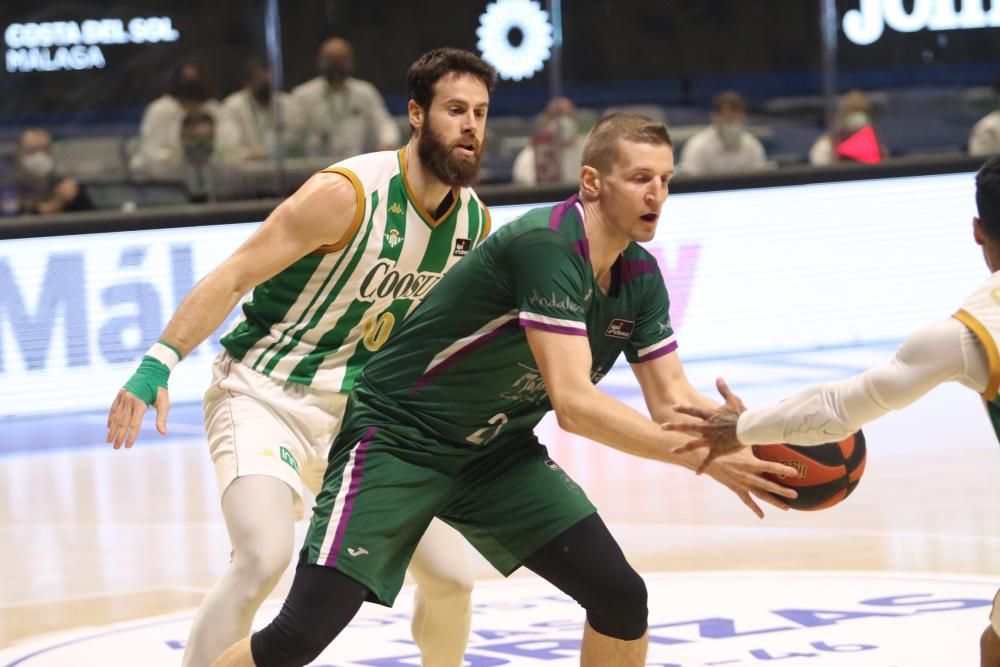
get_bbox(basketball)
[751,430,866,511]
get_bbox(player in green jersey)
[212,112,799,666]
[106,48,497,667]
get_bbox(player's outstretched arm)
[105,171,361,449]
[630,352,797,516]
[664,317,990,462]
[525,328,798,517]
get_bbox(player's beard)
[417,117,482,188]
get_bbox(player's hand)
[701,446,799,518]
[664,377,748,473]
[106,386,171,449]
[107,349,176,449]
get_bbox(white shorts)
[203,352,348,519]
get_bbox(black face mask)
[175,80,210,103]
[183,136,214,165]
[251,85,272,104]
[322,65,351,84]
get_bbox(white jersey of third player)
[221,148,491,393]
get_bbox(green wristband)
[123,355,171,406]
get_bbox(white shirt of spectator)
[129,95,221,178]
[678,125,768,177]
[511,130,585,186]
[217,89,304,161]
[291,76,399,163]
[970,110,1000,157]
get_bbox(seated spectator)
[512,97,585,186]
[678,91,769,176]
[14,128,93,215]
[809,89,887,166]
[291,37,399,162]
[969,80,1000,157]
[130,60,220,178]
[180,111,219,202]
[217,58,304,162]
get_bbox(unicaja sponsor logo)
[843,0,1000,46]
[528,290,584,314]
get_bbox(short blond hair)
[582,112,672,173]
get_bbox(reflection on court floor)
[3,343,999,665]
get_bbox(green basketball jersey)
[221,148,491,392]
[953,270,1000,444]
[355,193,677,447]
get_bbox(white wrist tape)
[146,341,182,371]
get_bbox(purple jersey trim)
[519,317,588,336]
[620,258,658,283]
[637,339,678,362]
[410,320,520,394]
[547,194,590,261]
[548,193,580,230]
[325,427,376,567]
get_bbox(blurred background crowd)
[1,0,998,217]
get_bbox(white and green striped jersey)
[221,148,491,392]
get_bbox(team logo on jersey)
[387,202,404,215]
[279,446,299,473]
[453,238,472,256]
[384,229,404,248]
[605,319,635,339]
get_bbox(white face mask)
[20,151,56,178]
[716,123,743,150]
[843,111,870,133]
[555,116,578,143]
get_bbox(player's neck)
[580,199,629,281]
[404,141,453,215]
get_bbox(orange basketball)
[751,430,867,511]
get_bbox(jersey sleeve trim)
[480,205,492,242]
[635,334,678,362]
[315,167,366,253]
[519,311,587,336]
[954,308,1000,399]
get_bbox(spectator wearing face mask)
[291,37,399,162]
[180,111,219,203]
[217,58,304,162]
[678,91,769,177]
[130,60,221,178]
[969,79,1000,157]
[809,89,887,166]
[14,128,93,215]
[511,97,585,186]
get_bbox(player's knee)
[233,543,291,597]
[584,566,648,641]
[418,568,474,602]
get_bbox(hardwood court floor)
[2,344,999,656]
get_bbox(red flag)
[836,125,881,164]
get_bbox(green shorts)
[302,405,596,606]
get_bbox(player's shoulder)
[619,243,665,286]
[324,150,400,194]
[963,270,1000,303]
[492,205,571,246]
